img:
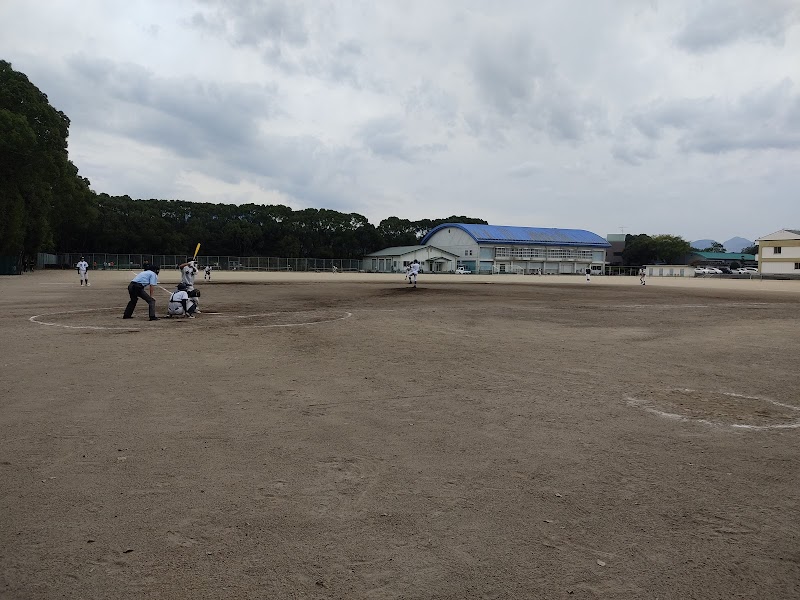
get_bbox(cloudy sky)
[2,0,799,243]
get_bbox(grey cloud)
[63,55,280,159]
[627,80,800,155]
[471,33,552,117]
[403,79,459,127]
[675,0,800,53]
[189,1,379,88]
[611,143,656,166]
[507,162,542,177]
[358,117,447,163]
[190,0,316,74]
[631,98,711,139]
[468,32,605,143]
[192,0,308,48]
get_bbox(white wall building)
[420,224,610,274]
[756,230,800,275]
[362,245,459,273]
[645,264,694,278]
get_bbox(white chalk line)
[626,389,800,431]
[29,307,353,330]
[29,307,142,331]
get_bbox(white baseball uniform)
[77,260,89,285]
[409,262,420,286]
[180,262,199,310]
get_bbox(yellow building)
[756,229,800,275]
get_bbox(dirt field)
[1,269,799,599]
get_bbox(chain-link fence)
[45,253,364,272]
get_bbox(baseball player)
[178,259,201,313]
[77,257,90,286]
[639,267,646,285]
[167,283,196,318]
[409,260,420,288]
[204,264,212,281]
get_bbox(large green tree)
[651,234,692,263]
[0,60,97,258]
[622,233,691,265]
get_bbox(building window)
[775,246,782,254]
[465,250,469,256]
[469,250,473,256]
[795,263,800,270]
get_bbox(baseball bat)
[193,243,201,259]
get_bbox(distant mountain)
[691,237,753,252]
[723,237,754,253]
[691,239,715,250]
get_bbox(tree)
[621,234,691,265]
[652,235,692,263]
[377,217,418,247]
[701,241,726,252]
[741,244,758,255]
[621,234,655,265]
[0,60,90,258]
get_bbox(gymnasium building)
[363,223,610,274]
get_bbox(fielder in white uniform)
[204,265,212,281]
[77,257,90,286]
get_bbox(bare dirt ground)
[1,270,799,599]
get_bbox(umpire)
[123,266,160,321]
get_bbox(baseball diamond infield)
[1,269,799,599]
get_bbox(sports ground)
[1,270,799,599]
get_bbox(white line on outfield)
[625,390,800,431]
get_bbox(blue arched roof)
[420,224,611,247]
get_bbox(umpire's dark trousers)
[123,282,156,319]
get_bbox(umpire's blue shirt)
[131,271,158,285]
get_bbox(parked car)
[736,267,758,274]
[455,267,472,274]
[695,266,722,275]
[717,266,733,274]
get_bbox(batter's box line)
[625,389,800,431]
[29,307,142,331]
